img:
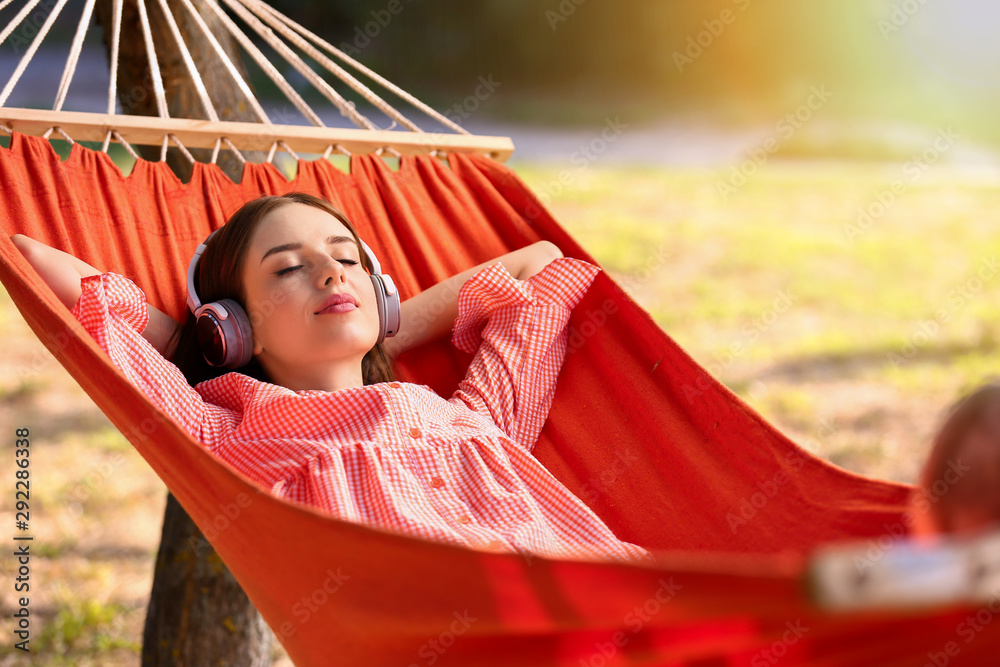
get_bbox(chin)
[313,339,378,358]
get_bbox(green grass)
[518,159,1000,482]
[519,162,1000,362]
[36,599,141,657]
[80,427,134,454]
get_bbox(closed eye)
[275,259,358,277]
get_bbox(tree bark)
[143,494,272,665]
[93,1,272,664]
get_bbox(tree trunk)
[143,494,272,665]
[93,1,272,664]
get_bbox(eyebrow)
[260,235,358,265]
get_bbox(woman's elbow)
[11,234,49,276]
[10,234,86,309]
[11,234,33,256]
[10,234,46,271]
[521,241,563,280]
[539,240,563,262]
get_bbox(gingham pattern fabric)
[71,258,653,564]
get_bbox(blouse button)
[485,540,505,550]
[430,477,444,488]
[457,514,471,524]
[409,427,422,438]
[389,382,401,389]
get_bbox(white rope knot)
[42,126,74,144]
[278,140,299,161]
[105,129,139,160]
[322,144,351,158]
[209,137,249,165]
[266,140,300,163]
[160,134,196,165]
[375,146,401,158]
[221,137,247,165]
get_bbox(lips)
[316,292,358,314]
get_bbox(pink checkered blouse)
[72,257,652,564]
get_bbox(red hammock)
[1,132,995,666]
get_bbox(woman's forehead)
[251,204,355,251]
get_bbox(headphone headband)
[185,229,215,314]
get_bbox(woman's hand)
[382,241,563,359]
[10,234,183,359]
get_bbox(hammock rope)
[234,0,423,133]
[152,0,219,121]
[251,0,471,135]
[321,142,351,159]
[159,132,195,163]
[0,0,512,158]
[219,0,380,131]
[53,0,98,112]
[203,0,329,128]
[172,0,269,122]
[264,139,297,163]
[136,0,170,119]
[101,127,140,158]
[105,0,122,115]
[0,0,71,107]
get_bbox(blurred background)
[294,0,1000,159]
[2,0,1000,663]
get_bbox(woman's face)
[241,202,380,381]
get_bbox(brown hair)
[172,193,396,388]
[918,382,1000,533]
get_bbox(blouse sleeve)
[70,272,231,446]
[449,257,601,452]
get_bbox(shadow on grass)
[39,541,154,562]
[28,408,116,444]
[744,338,1000,384]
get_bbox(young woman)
[12,193,654,565]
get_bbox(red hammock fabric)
[1,132,996,666]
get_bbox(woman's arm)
[449,256,601,452]
[382,241,563,360]
[10,234,183,359]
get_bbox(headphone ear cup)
[369,275,401,343]
[215,299,254,369]
[370,275,388,343]
[195,299,254,369]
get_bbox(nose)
[317,255,346,288]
